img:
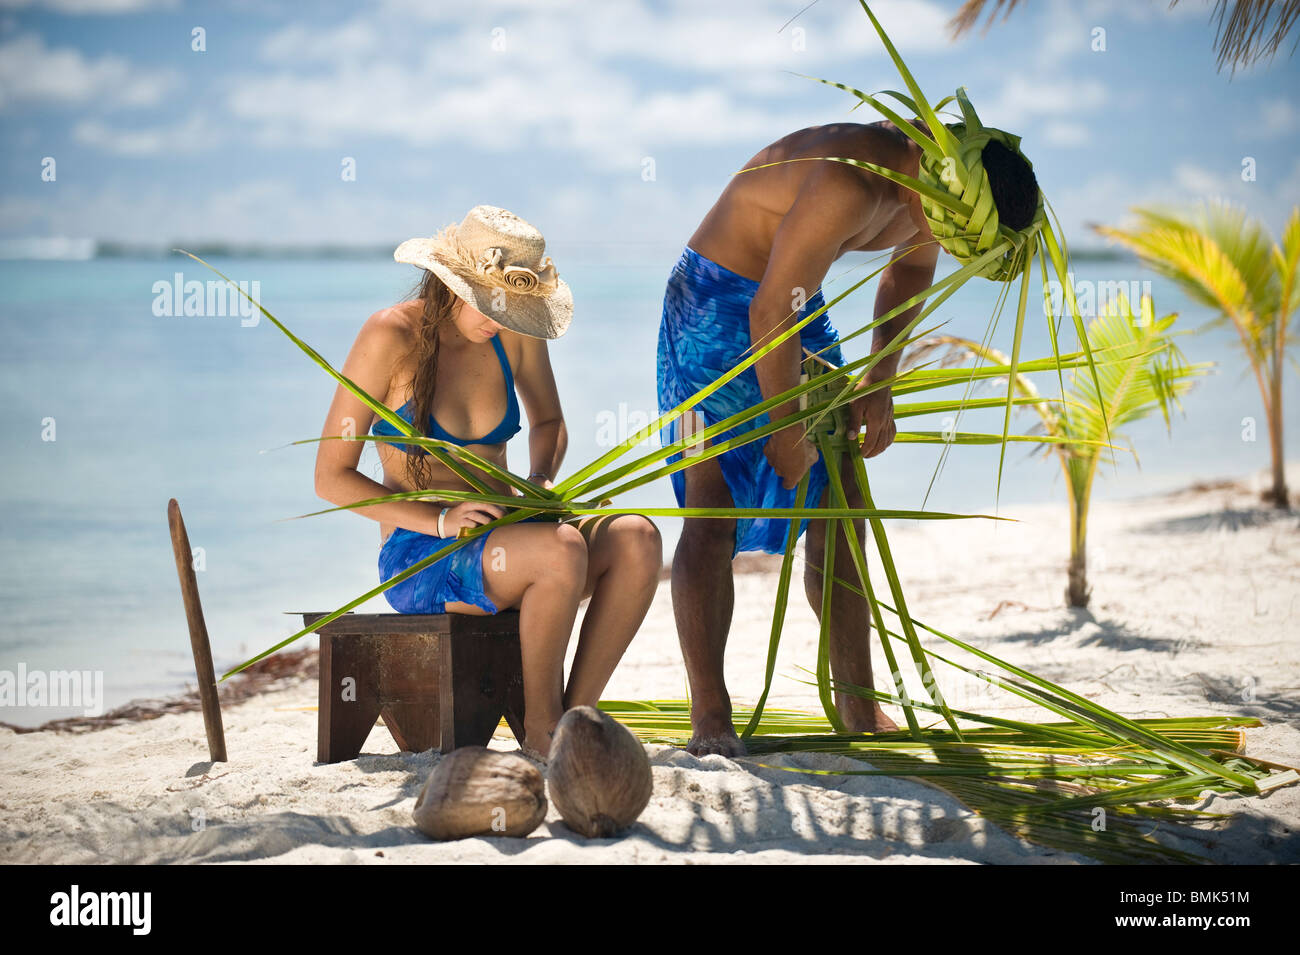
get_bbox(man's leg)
[671,411,746,757]
[802,452,899,733]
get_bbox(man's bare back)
[688,120,940,488]
[688,121,932,284]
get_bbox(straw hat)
[394,205,573,338]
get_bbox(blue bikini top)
[371,334,521,455]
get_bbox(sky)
[1,0,1298,254]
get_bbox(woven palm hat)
[394,205,573,339]
[914,91,1045,282]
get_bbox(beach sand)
[2,471,1297,864]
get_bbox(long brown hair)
[397,268,461,489]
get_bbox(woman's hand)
[440,501,506,537]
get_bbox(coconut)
[412,746,547,840]
[546,705,653,838]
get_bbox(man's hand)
[847,384,896,459]
[764,426,818,489]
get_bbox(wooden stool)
[303,610,527,764]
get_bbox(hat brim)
[394,237,573,339]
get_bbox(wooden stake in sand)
[167,498,228,762]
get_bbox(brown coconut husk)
[413,746,547,840]
[546,706,653,838]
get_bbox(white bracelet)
[437,506,447,537]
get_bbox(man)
[656,119,1039,756]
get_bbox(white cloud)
[1256,98,1298,138]
[218,1,954,170]
[259,20,382,64]
[1168,160,1300,215]
[0,32,177,110]
[1171,163,1238,197]
[1043,121,1088,147]
[574,0,956,71]
[977,72,1108,136]
[376,0,956,65]
[528,178,725,251]
[72,112,223,155]
[1033,0,1097,69]
[225,38,822,169]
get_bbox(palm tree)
[904,294,1211,607]
[1094,202,1299,509]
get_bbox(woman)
[314,205,663,761]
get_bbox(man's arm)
[869,242,939,384]
[851,240,939,457]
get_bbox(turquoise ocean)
[0,249,1287,725]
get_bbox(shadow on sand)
[1130,505,1297,535]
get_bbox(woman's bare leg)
[468,521,589,757]
[563,514,663,708]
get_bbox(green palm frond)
[915,295,1209,471]
[1169,0,1300,74]
[1274,205,1300,331]
[912,293,1210,609]
[1093,200,1298,509]
[1093,200,1279,361]
[949,0,1300,74]
[606,699,1277,864]
[1064,295,1207,446]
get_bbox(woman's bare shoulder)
[357,301,419,353]
[336,302,421,409]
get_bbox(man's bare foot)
[842,701,899,734]
[685,711,747,757]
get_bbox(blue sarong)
[656,245,845,559]
[378,514,548,614]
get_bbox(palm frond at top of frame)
[948,0,1300,74]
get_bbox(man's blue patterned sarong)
[656,245,845,559]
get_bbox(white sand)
[2,471,1297,864]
